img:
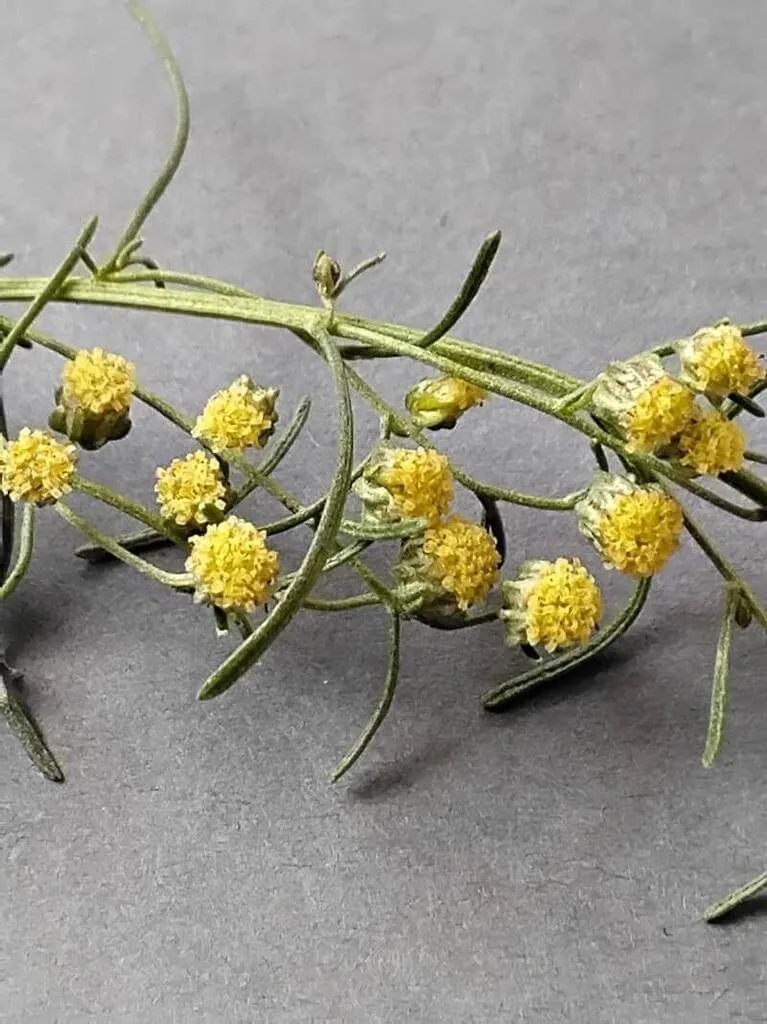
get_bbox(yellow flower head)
[576,473,684,578]
[678,322,764,399]
[501,558,604,653]
[155,451,229,527]
[624,376,696,453]
[398,515,500,614]
[186,516,280,613]
[354,444,454,526]
[592,355,695,453]
[405,376,487,430]
[62,347,136,416]
[677,410,747,476]
[192,376,279,453]
[0,428,77,505]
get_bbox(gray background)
[2,0,766,1020]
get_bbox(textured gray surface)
[2,1,767,1021]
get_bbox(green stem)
[744,449,767,466]
[56,501,192,589]
[330,611,401,781]
[0,218,98,370]
[102,0,190,273]
[482,578,652,709]
[679,509,767,633]
[302,593,381,611]
[705,871,767,922]
[74,474,186,543]
[233,396,311,503]
[197,323,354,700]
[75,528,169,563]
[0,504,35,601]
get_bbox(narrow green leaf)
[482,578,651,710]
[330,612,401,781]
[702,586,739,767]
[0,679,64,782]
[704,871,767,922]
[0,216,98,370]
[415,230,502,349]
[102,0,190,272]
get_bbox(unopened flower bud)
[312,250,341,301]
[405,376,486,430]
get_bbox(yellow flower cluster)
[155,451,228,526]
[378,447,454,525]
[421,515,501,611]
[502,558,603,653]
[0,429,77,505]
[679,323,764,398]
[186,516,280,613]
[595,488,683,577]
[625,376,696,453]
[63,347,136,415]
[192,376,278,453]
[677,411,747,476]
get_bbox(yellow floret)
[379,447,454,525]
[0,428,77,505]
[597,490,684,577]
[155,451,228,526]
[186,516,280,612]
[680,323,764,398]
[422,515,500,611]
[62,347,136,415]
[677,411,747,476]
[192,376,278,453]
[625,376,696,452]
[504,558,603,653]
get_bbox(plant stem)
[0,218,98,370]
[705,871,767,922]
[56,502,192,589]
[101,0,189,273]
[482,578,651,709]
[0,505,35,601]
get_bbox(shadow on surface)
[482,642,639,721]
[707,893,767,926]
[344,736,464,802]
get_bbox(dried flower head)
[677,410,747,476]
[397,515,500,614]
[155,450,229,526]
[0,428,77,505]
[677,322,764,399]
[186,516,280,613]
[592,355,695,453]
[192,376,279,453]
[501,557,604,653]
[354,444,454,526]
[576,472,684,578]
[405,376,487,430]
